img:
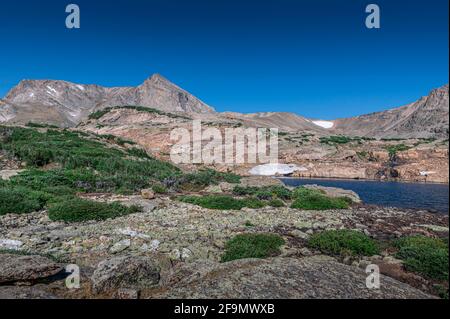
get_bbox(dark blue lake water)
[279,178,449,214]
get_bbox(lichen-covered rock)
[0,286,58,299]
[304,184,362,203]
[155,256,434,299]
[0,254,63,284]
[91,255,160,294]
[141,189,155,200]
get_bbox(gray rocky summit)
[0,74,215,127]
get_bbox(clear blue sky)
[0,0,448,119]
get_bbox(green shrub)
[233,185,292,200]
[268,199,285,207]
[241,197,266,209]
[221,233,285,262]
[291,187,349,210]
[48,198,142,222]
[178,195,243,210]
[308,230,380,256]
[25,122,59,129]
[152,184,168,194]
[88,106,191,121]
[0,187,44,215]
[181,169,241,190]
[320,136,353,145]
[386,144,411,157]
[127,147,151,159]
[178,195,266,210]
[395,236,449,281]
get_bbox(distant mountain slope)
[332,85,449,139]
[221,112,328,133]
[0,74,214,127]
[0,74,447,139]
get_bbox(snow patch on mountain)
[312,120,334,129]
[249,163,308,176]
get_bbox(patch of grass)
[268,198,285,207]
[97,134,137,146]
[26,122,59,129]
[181,169,241,190]
[178,195,266,210]
[291,187,350,210]
[48,198,142,222]
[0,126,181,194]
[308,230,380,256]
[152,184,168,194]
[357,151,368,159]
[0,187,45,215]
[221,233,285,262]
[88,106,191,120]
[394,236,449,281]
[320,136,353,145]
[127,147,151,159]
[386,144,411,157]
[232,185,292,200]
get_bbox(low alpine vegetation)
[88,106,191,121]
[232,185,292,200]
[221,233,285,262]
[0,126,241,219]
[48,198,142,222]
[308,229,380,256]
[290,187,350,210]
[0,187,45,215]
[178,195,266,210]
[394,236,449,281]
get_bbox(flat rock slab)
[0,254,63,284]
[0,286,57,299]
[155,256,433,299]
[304,184,362,203]
[91,255,160,294]
[0,169,24,181]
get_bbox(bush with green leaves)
[268,198,285,207]
[152,184,168,194]
[291,187,350,210]
[88,106,191,120]
[395,236,449,281]
[320,136,353,145]
[232,185,292,200]
[180,169,241,190]
[308,230,380,256]
[221,233,285,262]
[178,195,266,210]
[0,187,45,215]
[386,144,411,157]
[48,198,142,222]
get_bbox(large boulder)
[0,254,63,284]
[0,286,58,299]
[91,255,160,294]
[154,256,433,299]
[303,184,362,203]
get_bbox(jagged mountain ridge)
[332,85,449,139]
[0,74,448,139]
[0,74,215,127]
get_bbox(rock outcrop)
[0,254,63,284]
[155,256,433,299]
[91,255,160,294]
[0,74,215,127]
[333,85,449,139]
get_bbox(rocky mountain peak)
[0,74,215,127]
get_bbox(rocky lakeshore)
[0,125,448,299]
[0,192,448,299]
